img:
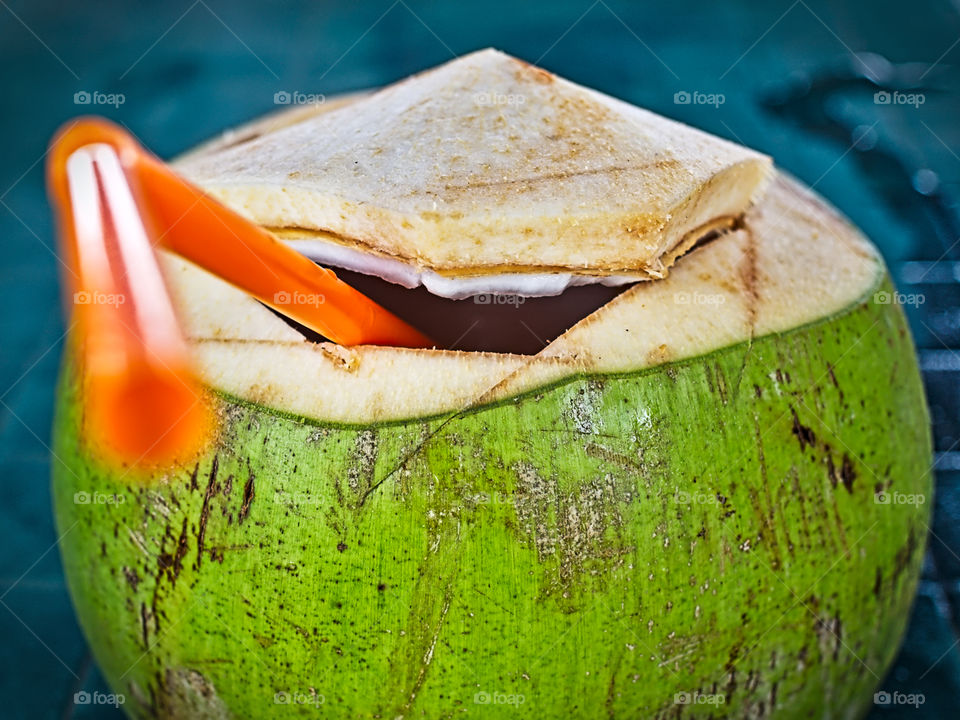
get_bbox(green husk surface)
[53,276,931,719]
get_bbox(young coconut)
[53,50,930,719]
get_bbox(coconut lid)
[176,49,772,297]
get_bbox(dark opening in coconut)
[267,264,626,354]
[342,267,629,354]
[264,226,740,354]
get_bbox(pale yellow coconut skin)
[162,174,878,424]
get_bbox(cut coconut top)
[176,48,772,296]
[162,174,882,423]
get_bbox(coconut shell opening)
[289,266,629,354]
[264,223,731,354]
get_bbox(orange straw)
[48,118,433,468]
[51,119,433,347]
[48,135,213,468]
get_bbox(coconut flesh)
[52,50,931,720]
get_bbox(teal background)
[1,0,958,717]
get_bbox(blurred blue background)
[1,0,959,717]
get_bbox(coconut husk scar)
[177,48,773,298]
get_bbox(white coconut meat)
[161,173,881,423]
[267,227,644,299]
[175,48,773,292]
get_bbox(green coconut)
[52,52,931,720]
